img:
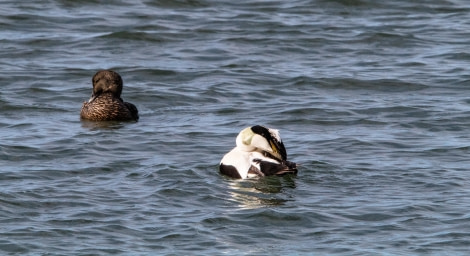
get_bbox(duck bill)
[268,139,287,161]
[87,93,97,103]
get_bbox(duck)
[219,125,297,179]
[80,70,139,121]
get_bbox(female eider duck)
[80,70,139,121]
[219,125,297,179]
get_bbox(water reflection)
[80,120,129,130]
[227,175,296,209]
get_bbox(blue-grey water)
[1,0,470,255]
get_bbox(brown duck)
[80,70,139,121]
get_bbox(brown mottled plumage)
[80,70,139,121]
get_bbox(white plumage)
[219,125,297,179]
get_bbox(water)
[1,0,470,255]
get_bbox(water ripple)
[1,0,470,255]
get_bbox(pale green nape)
[240,127,255,145]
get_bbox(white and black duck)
[220,125,297,179]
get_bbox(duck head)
[88,70,123,103]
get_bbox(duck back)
[80,93,138,121]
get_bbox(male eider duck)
[80,70,139,121]
[219,125,297,179]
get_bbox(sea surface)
[1,0,470,255]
